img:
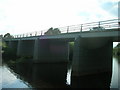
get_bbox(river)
[0,57,120,89]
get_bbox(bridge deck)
[5,28,120,42]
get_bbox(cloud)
[99,1,118,17]
[0,0,118,35]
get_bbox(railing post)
[67,26,69,33]
[98,22,101,30]
[98,22,100,28]
[80,24,83,32]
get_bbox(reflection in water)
[118,58,120,88]
[110,57,119,88]
[1,64,31,88]
[66,62,72,85]
[1,57,119,88]
[0,66,2,90]
[71,71,112,88]
[10,63,69,88]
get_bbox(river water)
[0,57,120,89]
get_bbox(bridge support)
[8,41,18,54]
[17,40,35,57]
[71,36,113,88]
[33,39,69,63]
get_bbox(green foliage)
[2,47,17,61]
[69,42,74,47]
[4,33,14,38]
[16,56,32,63]
[44,27,61,35]
[6,56,32,66]
[113,43,120,59]
[53,28,61,34]
[69,42,74,61]
[7,60,16,66]
[0,41,2,47]
[0,41,7,48]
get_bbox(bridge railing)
[13,19,120,38]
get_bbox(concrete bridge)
[4,19,120,87]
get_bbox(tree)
[53,28,61,34]
[0,35,3,38]
[44,27,54,35]
[44,27,61,35]
[113,43,120,57]
[4,33,13,38]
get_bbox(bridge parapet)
[12,19,119,38]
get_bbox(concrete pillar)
[33,39,50,62]
[71,36,113,88]
[33,39,69,63]
[8,41,18,54]
[17,40,35,57]
[33,38,39,61]
[17,40,22,56]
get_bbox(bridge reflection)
[8,61,112,88]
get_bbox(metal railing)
[13,19,120,38]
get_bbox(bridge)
[4,19,120,88]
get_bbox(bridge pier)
[71,36,113,88]
[8,41,18,54]
[17,40,35,57]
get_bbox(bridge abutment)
[71,36,113,88]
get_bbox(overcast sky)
[0,0,119,35]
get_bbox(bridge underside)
[4,34,115,88]
[33,39,70,63]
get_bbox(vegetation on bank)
[6,56,32,66]
[2,42,32,64]
[0,33,14,39]
[0,33,32,64]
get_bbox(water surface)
[0,57,120,89]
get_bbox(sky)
[0,0,119,35]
